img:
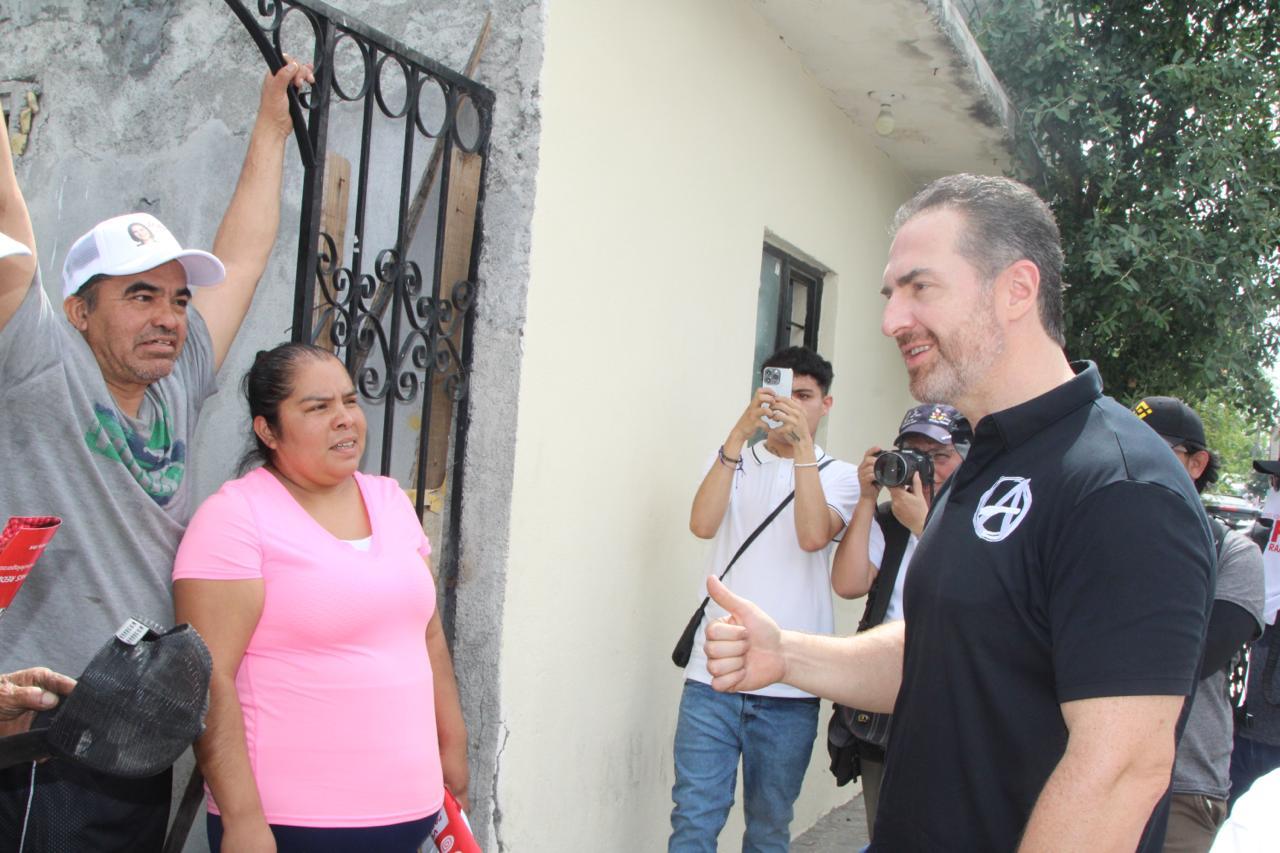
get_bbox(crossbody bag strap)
[714,457,835,584]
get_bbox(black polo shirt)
[871,363,1214,852]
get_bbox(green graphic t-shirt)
[0,271,216,675]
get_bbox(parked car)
[1202,494,1261,531]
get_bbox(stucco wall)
[499,0,917,848]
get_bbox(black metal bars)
[224,0,493,528]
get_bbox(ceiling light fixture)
[869,91,903,137]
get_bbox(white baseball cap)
[61,213,225,299]
[0,231,31,260]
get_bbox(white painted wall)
[496,0,918,847]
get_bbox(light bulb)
[874,105,895,136]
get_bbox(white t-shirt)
[1208,766,1280,853]
[685,442,860,698]
[867,518,918,622]
[1259,488,1280,624]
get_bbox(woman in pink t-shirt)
[173,343,467,853]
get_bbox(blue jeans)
[1228,733,1280,808]
[669,679,819,852]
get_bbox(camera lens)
[874,452,909,488]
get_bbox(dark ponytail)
[238,342,334,473]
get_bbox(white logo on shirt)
[973,477,1033,542]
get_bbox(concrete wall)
[496,0,917,848]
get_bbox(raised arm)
[0,109,38,333]
[769,395,845,551]
[174,578,276,853]
[1017,694,1183,852]
[832,448,883,598]
[690,389,774,538]
[703,576,904,712]
[195,58,313,371]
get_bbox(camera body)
[874,448,933,489]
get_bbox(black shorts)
[0,760,171,852]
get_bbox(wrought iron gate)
[225,0,493,631]
[225,0,492,502]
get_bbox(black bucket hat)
[0,620,211,777]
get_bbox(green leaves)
[974,0,1280,426]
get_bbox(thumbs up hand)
[703,576,786,693]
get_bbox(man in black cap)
[1229,453,1280,805]
[1133,396,1264,852]
[828,403,969,838]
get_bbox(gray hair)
[892,174,1066,346]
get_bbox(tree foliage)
[972,0,1280,424]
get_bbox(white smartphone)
[760,366,792,429]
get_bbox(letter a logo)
[973,476,1033,542]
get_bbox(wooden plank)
[422,146,484,490]
[314,152,351,351]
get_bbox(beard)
[905,291,1004,405]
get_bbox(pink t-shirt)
[173,468,442,827]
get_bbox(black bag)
[672,458,834,667]
[827,503,911,781]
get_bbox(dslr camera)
[874,448,933,489]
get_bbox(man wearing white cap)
[0,60,311,851]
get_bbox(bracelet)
[718,446,743,468]
[794,461,820,468]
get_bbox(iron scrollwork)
[224,0,494,526]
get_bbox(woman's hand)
[219,816,276,853]
[442,747,470,813]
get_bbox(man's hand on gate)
[703,576,786,693]
[256,54,316,141]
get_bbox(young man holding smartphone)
[670,345,859,853]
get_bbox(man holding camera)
[826,403,968,836]
[669,345,859,853]
[703,174,1214,851]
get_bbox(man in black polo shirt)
[702,174,1214,851]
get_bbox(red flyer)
[431,788,481,853]
[0,516,61,613]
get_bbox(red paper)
[431,788,481,853]
[0,516,61,611]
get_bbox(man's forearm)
[832,496,878,598]
[792,443,834,551]
[197,67,300,370]
[780,620,904,711]
[1018,752,1172,852]
[213,115,286,274]
[0,111,37,330]
[690,430,748,538]
[1019,695,1180,852]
